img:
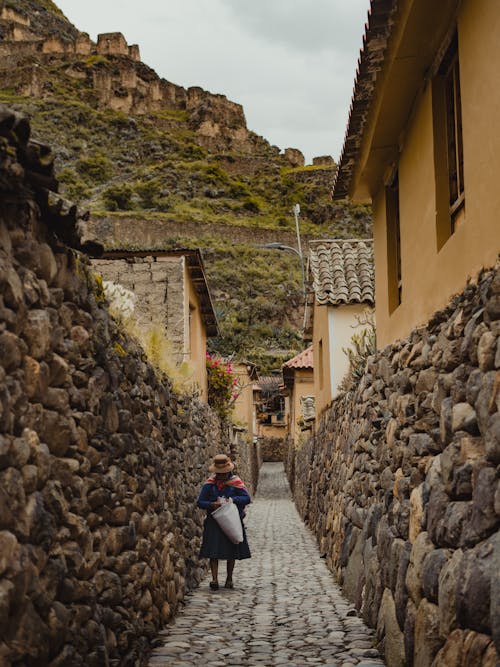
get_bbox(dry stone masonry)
[288,264,500,667]
[0,104,255,666]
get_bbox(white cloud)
[56,0,371,162]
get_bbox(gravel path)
[148,463,385,667]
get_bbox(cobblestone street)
[149,463,385,667]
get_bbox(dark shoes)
[209,579,234,590]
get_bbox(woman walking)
[197,454,251,590]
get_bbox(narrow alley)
[148,463,385,667]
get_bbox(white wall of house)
[328,303,369,398]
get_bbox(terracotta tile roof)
[309,239,374,306]
[332,0,398,200]
[283,345,313,370]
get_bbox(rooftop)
[283,345,313,370]
[309,239,374,306]
[331,0,398,200]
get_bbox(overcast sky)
[55,0,371,164]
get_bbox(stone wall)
[260,436,286,462]
[230,429,261,497]
[91,256,186,365]
[0,106,233,665]
[288,265,500,667]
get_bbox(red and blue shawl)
[197,474,251,517]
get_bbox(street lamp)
[259,204,309,333]
[260,242,306,302]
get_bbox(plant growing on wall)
[340,309,376,394]
[206,353,240,420]
[99,278,195,391]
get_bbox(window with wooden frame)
[385,169,402,313]
[433,31,465,247]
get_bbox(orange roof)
[283,345,313,370]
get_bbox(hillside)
[0,0,372,370]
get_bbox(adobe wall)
[0,107,238,666]
[91,257,186,365]
[288,265,499,667]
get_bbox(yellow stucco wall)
[373,0,500,347]
[184,261,208,399]
[288,368,314,444]
[312,302,331,418]
[231,364,255,439]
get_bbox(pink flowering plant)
[206,353,240,420]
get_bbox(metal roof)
[309,239,374,306]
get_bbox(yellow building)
[282,346,314,444]
[309,240,374,417]
[332,0,500,347]
[231,360,258,438]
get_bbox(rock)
[0,467,26,530]
[440,397,453,445]
[456,534,496,634]
[0,331,23,371]
[38,243,58,284]
[405,531,434,605]
[477,331,497,371]
[0,580,14,632]
[0,531,20,576]
[462,466,498,543]
[39,410,73,457]
[432,628,465,667]
[475,371,498,436]
[484,412,500,463]
[3,266,23,308]
[438,548,463,638]
[451,402,478,434]
[409,484,424,543]
[23,309,51,359]
[376,588,405,667]
[415,368,438,394]
[394,541,412,630]
[421,548,450,603]
[9,435,31,467]
[413,599,442,667]
[70,324,90,348]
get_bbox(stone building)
[309,239,374,418]
[92,249,218,400]
[332,0,500,347]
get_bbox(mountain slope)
[0,0,372,370]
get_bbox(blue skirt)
[199,512,251,560]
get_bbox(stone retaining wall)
[287,265,500,667]
[260,435,286,462]
[0,107,232,666]
[230,429,260,497]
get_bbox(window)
[386,169,402,312]
[433,32,465,247]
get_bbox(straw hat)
[209,454,234,473]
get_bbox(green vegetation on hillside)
[0,27,372,371]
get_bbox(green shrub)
[102,183,134,211]
[241,197,261,213]
[135,178,161,208]
[57,168,90,201]
[76,154,112,184]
